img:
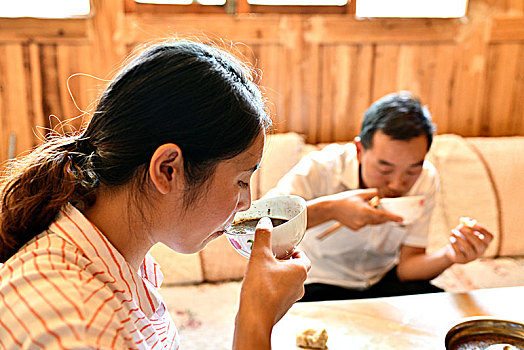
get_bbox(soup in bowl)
[225,195,307,259]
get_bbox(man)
[267,91,493,301]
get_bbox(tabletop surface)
[271,286,524,349]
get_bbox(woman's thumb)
[251,217,273,257]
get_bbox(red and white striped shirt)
[0,204,180,349]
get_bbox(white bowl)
[378,195,425,225]
[225,195,307,259]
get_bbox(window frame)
[125,0,228,14]
[125,0,355,15]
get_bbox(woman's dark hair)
[0,40,271,262]
[358,91,436,150]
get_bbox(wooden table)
[271,286,524,349]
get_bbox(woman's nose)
[237,188,251,212]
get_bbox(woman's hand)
[233,217,311,350]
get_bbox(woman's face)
[159,133,265,254]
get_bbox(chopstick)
[315,196,381,241]
[316,222,342,241]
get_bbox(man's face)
[356,130,428,198]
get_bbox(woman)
[0,40,310,349]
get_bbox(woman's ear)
[149,143,184,195]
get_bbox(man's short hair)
[358,91,436,150]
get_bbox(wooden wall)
[0,0,523,165]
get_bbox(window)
[135,0,226,4]
[247,0,347,5]
[356,0,468,18]
[130,0,350,14]
[0,0,90,18]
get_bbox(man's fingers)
[472,225,494,244]
[451,229,471,256]
[373,208,403,223]
[449,235,466,259]
[463,228,491,255]
[357,188,380,200]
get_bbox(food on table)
[460,217,478,228]
[296,328,328,349]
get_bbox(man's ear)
[354,136,364,163]
[149,143,184,195]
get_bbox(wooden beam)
[122,14,283,44]
[0,18,89,43]
[489,17,524,42]
[304,16,462,44]
[89,0,127,79]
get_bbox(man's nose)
[388,173,407,193]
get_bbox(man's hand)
[445,221,494,264]
[330,188,403,230]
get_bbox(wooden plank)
[281,17,307,138]
[0,44,33,161]
[274,35,291,134]
[512,44,524,134]
[257,44,286,133]
[489,17,524,42]
[298,23,322,143]
[28,43,46,138]
[56,45,98,132]
[482,43,523,135]
[346,44,374,140]
[0,18,89,43]
[426,44,456,134]
[304,34,320,143]
[0,45,8,163]
[396,44,456,135]
[318,45,335,142]
[316,44,374,143]
[372,44,401,101]
[89,0,127,80]
[448,0,491,136]
[370,43,459,136]
[39,44,64,132]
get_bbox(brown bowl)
[445,317,524,350]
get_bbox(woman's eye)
[238,181,249,188]
[378,169,393,175]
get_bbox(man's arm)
[396,223,494,281]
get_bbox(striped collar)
[49,204,164,318]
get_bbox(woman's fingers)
[288,249,312,272]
